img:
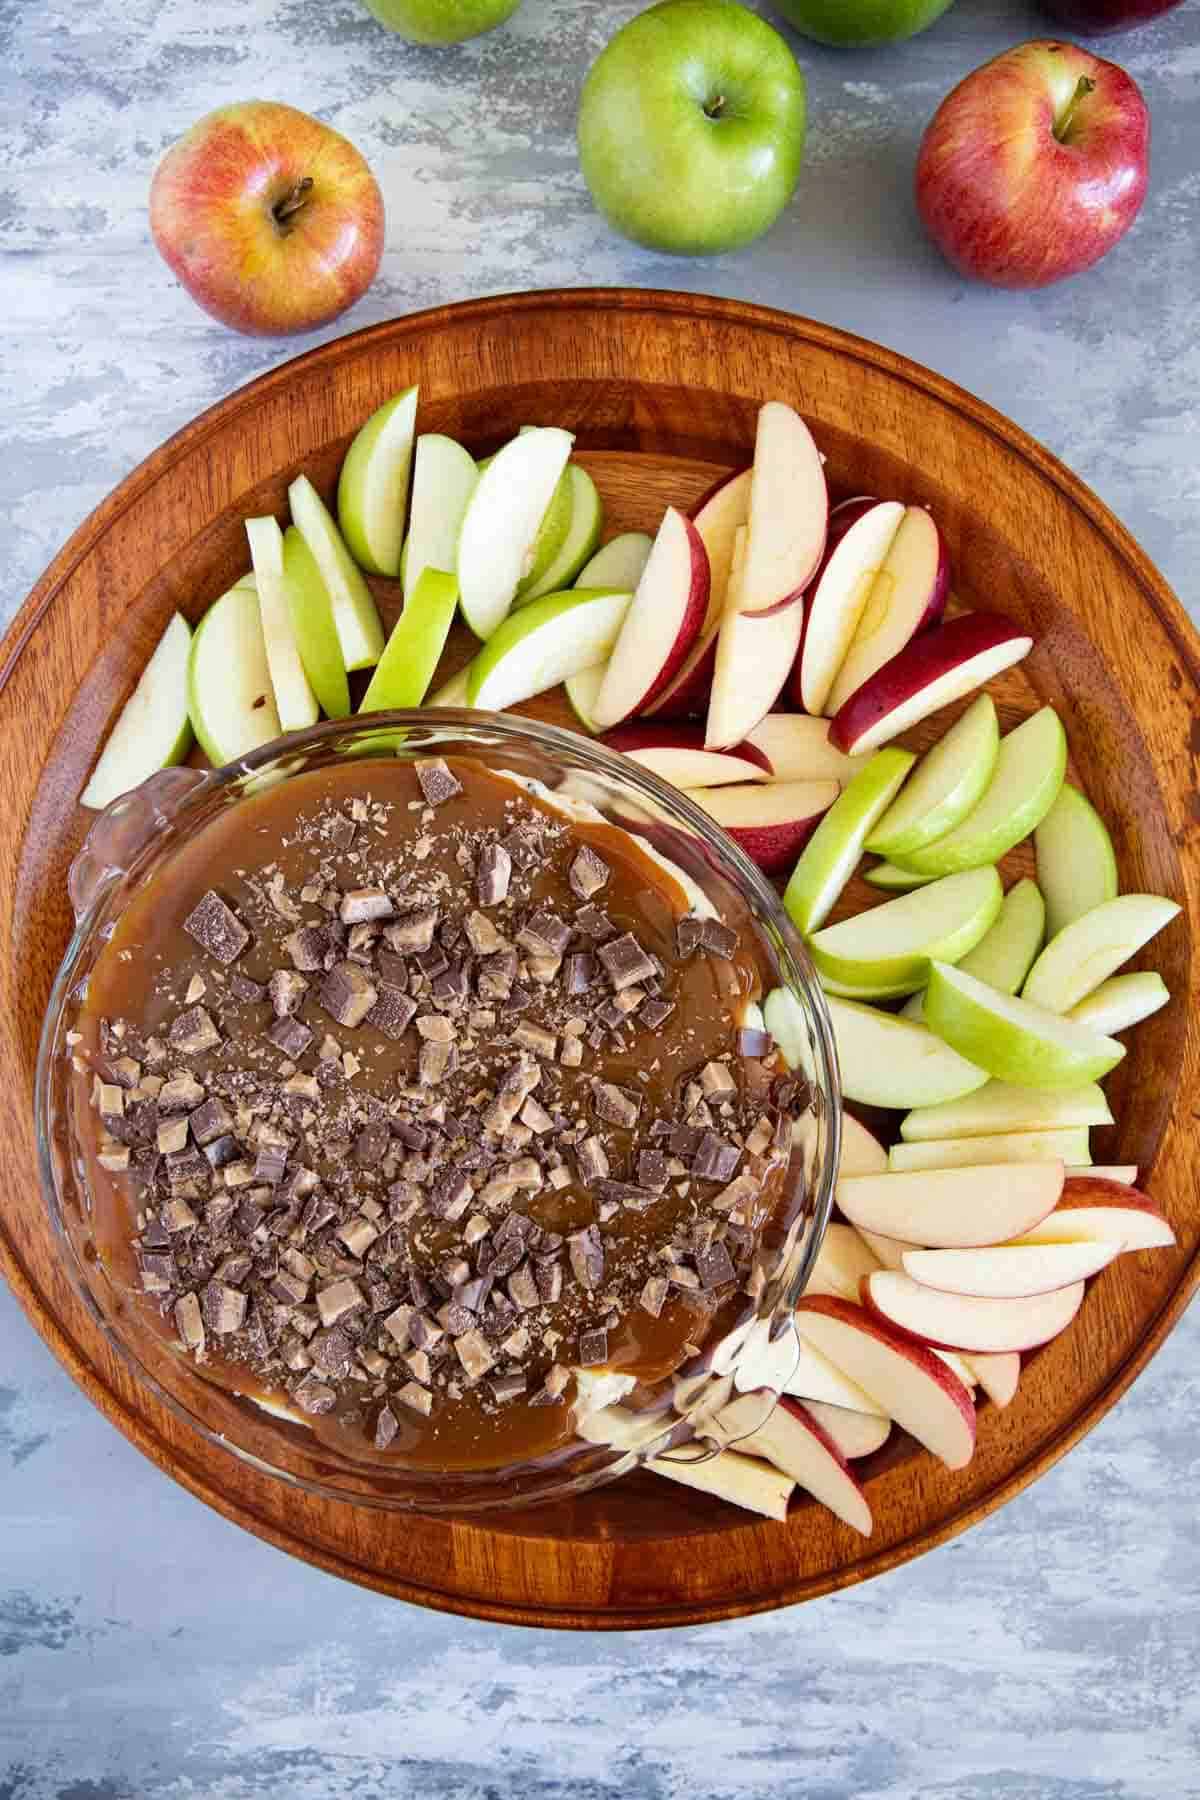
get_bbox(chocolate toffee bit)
[202,1280,248,1336]
[374,1404,399,1450]
[329,812,357,851]
[595,1180,659,1212]
[283,925,331,971]
[574,903,615,940]
[519,1096,554,1134]
[567,1225,605,1291]
[316,1277,364,1327]
[490,1372,527,1405]
[639,1275,669,1318]
[383,1304,414,1350]
[188,1096,232,1147]
[577,1327,609,1366]
[385,907,438,954]
[157,1072,205,1112]
[174,1291,205,1352]
[568,845,611,900]
[737,1027,774,1060]
[183,890,250,966]
[294,1375,338,1416]
[535,1259,563,1303]
[156,1115,188,1155]
[506,1262,540,1311]
[430,1167,474,1221]
[478,947,518,999]
[517,908,571,959]
[501,821,541,868]
[669,1261,701,1291]
[310,1325,352,1376]
[463,909,505,956]
[512,1022,557,1060]
[319,961,377,1029]
[337,1216,380,1259]
[166,1147,208,1188]
[414,757,462,808]
[712,1172,760,1215]
[374,951,408,993]
[676,916,705,959]
[354,1121,390,1167]
[695,1241,736,1290]
[268,969,309,1018]
[701,918,738,959]
[418,1038,455,1085]
[596,932,657,992]
[637,1150,670,1192]
[561,952,595,996]
[169,1006,221,1055]
[366,986,417,1040]
[699,1060,737,1099]
[409,1311,445,1352]
[454,1328,495,1380]
[475,842,512,907]
[396,1379,434,1417]
[161,1197,198,1234]
[744,1115,775,1157]
[560,1037,584,1069]
[592,1080,640,1129]
[267,1016,314,1059]
[692,1131,741,1183]
[340,887,393,924]
[97,1144,131,1173]
[530,1363,570,1407]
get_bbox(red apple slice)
[800,1399,892,1460]
[862,1269,1085,1352]
[705,525,805,748]
[1013,1178,1175,1251]
[826,506,950,715]
[643,470,752,721]
[650,1444,796,1520]
[794,501,906,715]
[591,507,709,728]
[804,1222,884,1304]
[902,1239,1118,1298]
[794,1296,977,1469]
[720,1393,873,1535]
[1074,1165,1136,1185]
[684,779,839,874]
[602,722,770,789]
[967,1351,1021,1408]
[828,612,1034,755]
[746,714,866,783]
[837,1162,1064,1249]
[739,402,828,616]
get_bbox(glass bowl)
[36,711,840,1514]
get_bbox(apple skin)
[770,0,957,48]
[1039,0,1184,32]
[916,40,1150,290]
[602,722,772,776]
[359,0,520,45]
[577,0,806,256]
[150,102,384,336]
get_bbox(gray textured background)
[3,0,1199,1794]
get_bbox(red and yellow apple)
[150,101,385,336]
[916,40,1150,289]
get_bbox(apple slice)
[955,876,1045,995]
[684,780,839,873]
[288,475,385,672]
[245,516,319,733]
[902,1240,1117,1299]
[966,1353,1021,1408]
[838,1161,1063,1248]
[825,505,950,714]
[591,508,709,728]
[563,664,605,734]
[738,401,828,616]
[602,722,770,789]
[783,746,915,935]
[81,613,193,810]
[865,694,999,860]
[727,1316,888,1416]
[800,1400,891,1460]
[829,612,1033,755]
[824,996,988,1111]
[808,866,1002,995]
[649,1445,795,1521]
[705,524,806,748]
[425,665,472,708]
[1034,780,1118,940]
[794,501,905,714]
[187,582,281,764]
[336,385,418,578]
[804,1222,886,1305]
[521,464,605,600]
[894,708,1067,878]
[794,1296,977,1469]
[720,1394,872,1535]
[1021,894,1180,1014]
[925,960,1124,1090]
[456,426,574,640]
[643,473,751,722]
[838,1114,888,1177]
[359,569,459,712]
[576,531,653,593]
[1014,1177,1175,1250]
[402,433,478,604]
[1068,970,1169,1035]
[467,587,630,712]
[278,526,351,720]
[746,714,865,784]
[887,1126,1090,1173]
[866,862,933,892]
[1074,1165,1136,1185]
[863,1269,1086,1353]
[900,1077,1112,1142]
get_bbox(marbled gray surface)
[2,0,1199,1792]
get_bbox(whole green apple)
[358,0,520,46]
[770,0,957,48]
[577,0,806,256]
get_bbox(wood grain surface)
[1,290,1197,1630]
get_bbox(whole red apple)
[1040,0,1185,32]
[150,101,385,335]
[915,40,1149,289]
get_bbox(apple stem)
[703,93,726,120]
[1053,76,1096,144]
[272,176,314,230]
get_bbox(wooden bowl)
[2,290,1197,1630]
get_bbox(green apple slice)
[280,527,351,719]
[187,582,281,765]
[519,465,605,601]
[564,664,606,734]
[245,516,319,733]
[762,986,817,1087]
[1068,970,1169,1035]
[956,876,1045,993]
[783,747,915,937]
[404,434,478,605]
[900,1077,1112,1142]
[819,970,923,1002]
[457,426,574,639]
[576,531,653,593]
[864,861,934,891]
[466,587,631,711]
[1021,893,1179,1014]
[426,664,473,708]
[336,386,419,578]
[865,694,999,859]
[360,569,460,713]
[824,996,988,1110]
[893,707,1067,877]
[515,466,574,599]
[1034,781,1118,940]
[924,960,1124,1090]
[288,474,385,671]
[80,613,193,810]
[809,866,1002,995]
[888,1126,1091,1173]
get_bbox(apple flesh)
[799,1400,891,1461]
[746,715,865,784]
[793,501,905,713]
[645,470,751,722]
[81,614,193,810]
[1034,780,1118,940]
[740,402,828,617]
[825,505,950,715]
[457,427,574,640]
[837,1115,889,1178]
[245,516,319,734]
[288,475,385,672]
[337,387,418,578]
[808,865,1003,995]
[1021,893,1179,1014]
[863,1268,1086,1353]
[187,581,281,765]
[822,995,988,1111]
[683,780,838,873]
[721,1393,873,1535]
[403,435,478,606]
[838,1161,1063,1249]
[925,959,1125,1089]
[704,525,806,747]
[902,1240,1117,1299]
[280,527,351,719]
[887,1126,1091,1173]
[955,876,1046,995]
[563,665,606,735]
[828,612,1033,755]
[592,508,709,728]
[520,464,605,601]
[602,722,770,789]
[150,102,384,336]
[1069,970,1169,1035]
[865,694,998,861]
[649,1444,795,1521]
[724,1316,888,1416]
[916,40,1150,289]
[783,746,915,935]
[804,1222,887,1306]
[1014,1177,1175,1250]
[900,1076,1112,1142]
[467,588,631,712]
[359,569,460,713]
[576,531,654,594]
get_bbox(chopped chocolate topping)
[283,925,331,972]
[567,1225,605,1291]
[229,973,265,1003]
[169,1006,221,1055]
[676,916,705,960]
[597,932,658,992]
[374,1404,399,1449]
[355,1121,390,1168]
[316,1278,363,1327]
[183,890,250,965]
[340,887,393,924]
[454,1328,495,1380]
[319,962,377,1029]
[463,909,505,955]
[475,842,512,907]
[366,986,417,1039]
[569,845,610,900]
[695,1240,736,1289]
[202,1280,247,1336]
[637,1150,669,1192]
[294,1375,337,1415]
[737,1027,774,1059]
[174,1291,206,1351]
[266,1015,314,1059]
[575,1135,610,1185]
[592,1080,640,1129]
[414,758,462,808]
[517,908,571,959]
[268,969,309,1018]
[577,1327,609,1366]
[385,908,438,954]
[639,1275,669,1318]
[691,1130,741,1182]
[699,1060,737,1099]
[701,918,738,959]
